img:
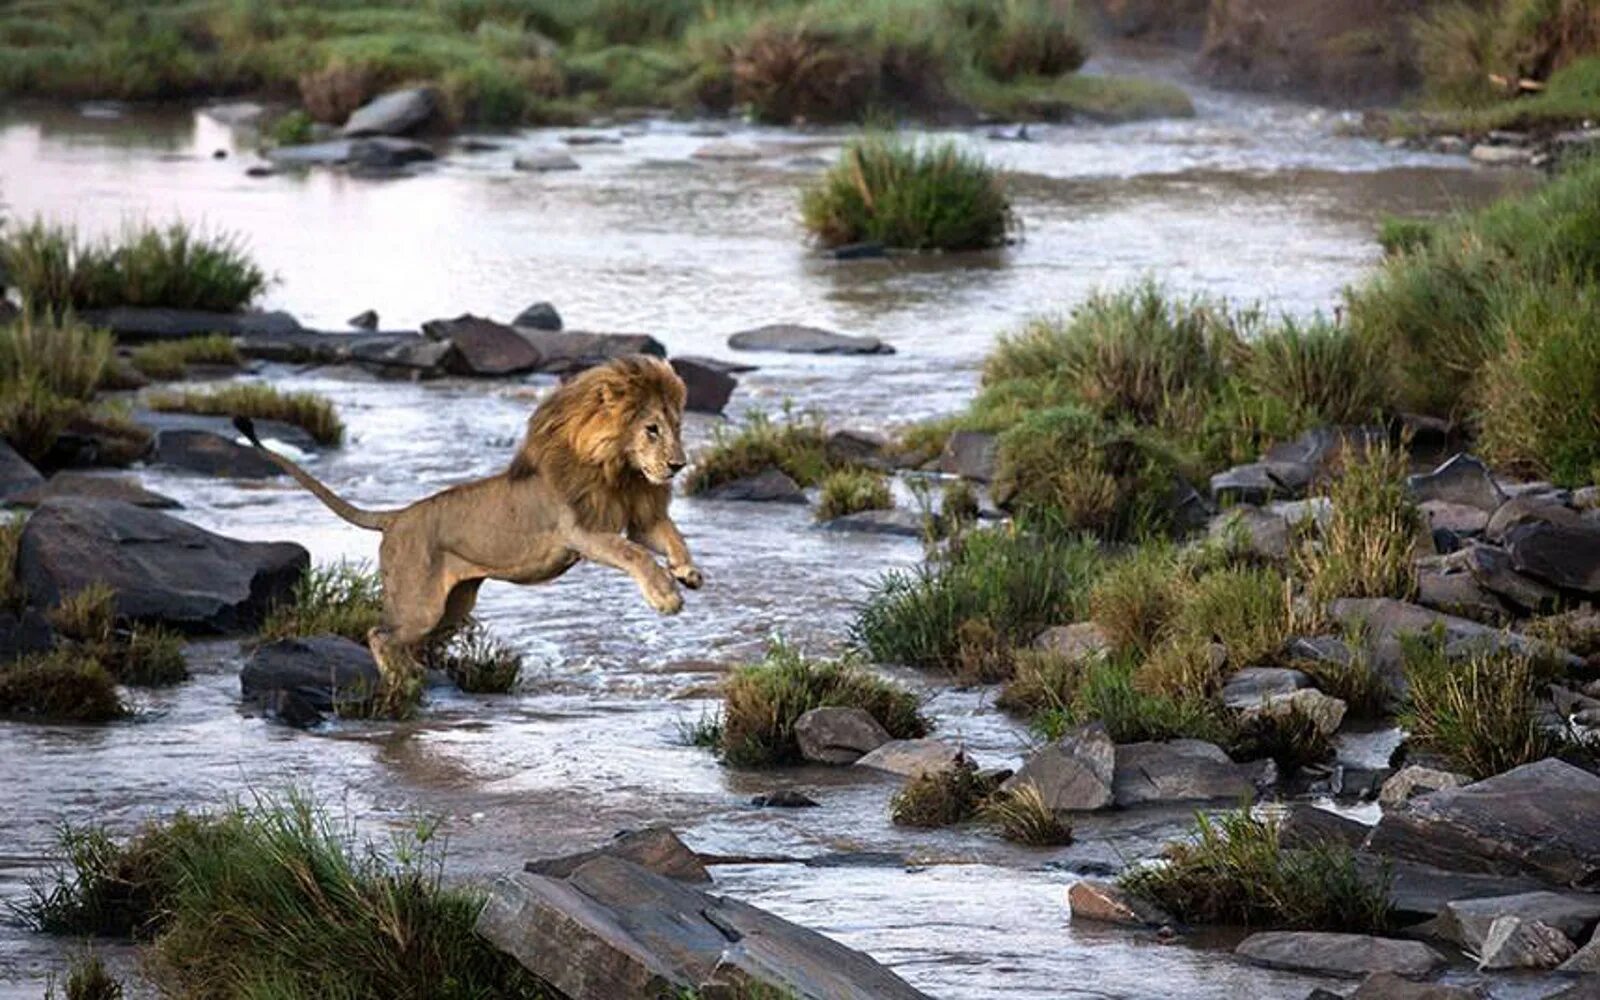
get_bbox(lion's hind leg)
[368,536,454,713]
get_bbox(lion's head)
[509,356,688,522]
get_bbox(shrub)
[890,757,997,827]
[1087,543,1182,655]
[721,21,879,124]
[816,467,892,521]
[717,641,927,768]
[1242,318,1389,427]
[685,408,830,495]
[260,563,384,644]
[975,0,1089,81]
[980,782,1073,846]
[298,61,375,123]
[0,311,115,463]
[1120,809,1392,933]
[128,334,242,381]
[1378,216,1435,255]
[269,109,315,145]
[56,952,123,1000]
[1298,440,1421,607]
[853,526,1100,673]
[1051,657,1230,745]
[0,652,125,723]
[424,619,522,694]
[1294,644,1390,718]
[799,133,1013,252]
[146,383,344,447]
[1165,567,1291,669]
[49,582,188,687]
[1400,637,1555,780]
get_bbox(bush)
[685,408,830,495]
[0,652,126,723]
[1046,657,1230,745]
[1400,637,1556,780]
[1087,543,1183,655]
[799,133,1014,252]
[269,109,315,145]
[260,563,384,643]
[1242,318,1389,427]
[1378,216,1435,255]
[1120,809,1392,933]
[128,334,242,381]
[0,311,114,463]
[980,782,1073,846]
[816,467,892,521]
[1297,440,1420,607]
[147,383,344,447]
[50,582,188,687]
[1294,644,1390,718]
[853,526,1100,674]
[424,619,522,694]
[1165,566,1291,669]
[889,756,996,827]
[975,0,1088,81]
[716,641,928,768]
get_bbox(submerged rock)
[698,469,805,504]
[240,635,381,725]
[751,790,819,808]
[690,141,762,162]
[726,324,893,355]
[820,509,924,538]
[422,314,542,376]
[268,137,436,169]
[341,87,441,137]
[794,706,891,764]
[1345,972,1485,999]
[1234,931,1444,978]
[512,151,580,172]
[525,827,710,884]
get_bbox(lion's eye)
[645,424,660,439]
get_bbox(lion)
[233,354,702,690]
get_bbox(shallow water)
[0,54,1533,998]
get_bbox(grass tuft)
[424,618,522,694]
[1297,440,1420,607]
[816,467,892,521]
[1399,635,1558,780]
[49,582,188,687]
[147,383,344,447]
[686,407,830,495]
[980,782,1073,846]
[56,952,123,1000]
[889,756,996,827]
[128,334,241,381]
[260,562,384,644]
[0,651,126,722]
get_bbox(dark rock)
[75,307,301,344]
[1221,667,1312,709]
[820,509,924,538]
[1421,500,1490,536]
[153,429,283,479]
[1279,803,1370,850]
[1416,569,1509,624]
[1379,765,1467,809]
[1437,891,1600,952]
[241,635,380,716]
[1210,506,1291,562]
[1239,688,1346,736]
[1209,461,1311,504]
[1463,543,1561,612]
[19,499,307,633]
[824,429,887,469]
[525,827,710,885]
[341,87,441,137]
[0,440,43,499]
[1561,929,1600,974]
[1066,878,1173,927]
[1367,758,1600,886]
[1486,494,1581,543]
[726,324,893,355]
[422,314,542,376]
[794,706,891,765]
[1112,739,1272,807]
[1235,932,1444,978]
[1507,519,1600,595]
[825,242,887,260]
[5,473,179,510]
[347,309,379,330]
[1477,915,1576,969]
[515,330,666,374]
[267,137,435,169]
[939,431,997,483]
[347,334,455,375]
[260,689,325,729]
[512,151,580,172]
[135,410,320,453]
[670,357,736,414]
[0,607,55,661]
[511,301,563,331]
[1002,721,1115,812]
[699,469,805,504]
[1264,428,1381,472]
[676,354,757,375]
[751,791,819,808]
[1407,454,1506,513]
[1346,972,1486,999]
[1375,857,1555,924]
[853,739,961,778]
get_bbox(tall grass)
[1297,440,1420,607]
[0,312,113,463]
[1399,636,1557,780]
[147,383,344,447]
[1243,318,1389,427]
[129,334,241,381]
[260,563,384,644]
[1036,657,1231,745]
[50,582,188,687]
[0,652,127,723]
[816,467,892,521]
[685,407,830,494]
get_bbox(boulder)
[1111,739,1271,807]
[1033,622,1112,662]
[1209,461,1311,504]
[347,309,379,330]
[515,330,666,374]
[422,314,542,376]
[18,498,306,633]
[1561,927,1600,973]
[1438,891,1600,953]
[690,141,763,161]
[1210,506,1290,561]
[1462,543,1561,612]
[1415,570,1509,625]
[1507,519,1600,595]
[670,357,737,414]
[1238,688,1346,736]
[1379,765,1468,809]
[1346,972,1486,1000]
[513,151,580,172]
[1001,722,1115,812]
[511,301,563,331]
[1421,500,1490,537]
[854,739,961,778]
[824,430,887,469]
[1234,932,1444,978]
[1221,667,1312,709]
[5,473,179,510]
[348,335,455,376]
[1471,144,1535,166]
[1486,493,1581,543]
[1375,857,1556,924]
[341,87,441,137]
[475,857,932,1000]
[152,429,283,479]
[1270,496,1334,531]
[1266,426,1386,474]
[526,827,710,884]
[698,468,806,504]
[0,607,56,661]
[1408,455,1507,512]
[1367,759,1600,885]
[1328,598,1571,694]
[794,707,891,764]
[820,509,925,538]
[939,431,997,483]
[1477,915,1576,969]
[1279,803,1370,850]
[1066,878,1173,927]
[0,440,42,499]
[267,137,436,169]
[76,307,302,343]
[240,635,381,723]
[136,410,321,453]
[726,324,893,356]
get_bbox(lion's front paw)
[645,573,684,615]
[672,564,704,590]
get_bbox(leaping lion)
[234,354,702,691]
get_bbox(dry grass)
[889,756,996,827]
[1297,440,1420,607]
[147,383,344,447]
[128,335,241,381]
[980,782,1073,846]
[1400,637,1557,780]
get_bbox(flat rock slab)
[19,498,306,633]
[1408,454,1506,512]
[526,827,710,885]
[854,739,961,778]
[0,440,43,498]
[267,137,436,168]
[1379,765,1468,809]
[1222,667,1312,709]
[341,87,440,137]
[1507,519,1600,595]
[1111,739,1270,807]
[515,329,666,374]
[152,429,283,479]
[726,324,893,355]
[1235,932,1444,978]
[5,473,179,510]
[1347,972,1486,999]
[513,151,580,172]
[1002,721,1114,812]
[77,307,302,343]
[1440,891,1600,952]
[1369,856,1554,923]
[476,857,932,1000]
[1209,460,1311,504]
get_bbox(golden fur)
[238,354,700,690]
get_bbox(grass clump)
[128,334,241,381]
[996,648,1090,718]
[1227,706,1334,776]
[799,133,1014,252]
[1036,657,1230,745]
[0,652,126,723]
[1297,440,1421,607]
[715,640,928,768]
[686,407,829,495]
[0,312,114,464]
[424,619,522,694]
[1414,1,1600,116]
[816,467,892,521]
[147,382,344,447]
[1243,318,1388,428]
[260,563,384,644]
[1399,636,1556,780]
[49,583,189,687]
[889,756,997,828]
[980,783,1073,846]
[1120,808,1392,933]
[53,952,123,1000]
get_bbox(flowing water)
[0,52,1531,999]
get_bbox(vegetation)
[128,334,241,381]
[979,783,1072,846]
[1121,809,1392,933]
[889,756,997,827]
[1414,0,1600,125]
[0,652,126,722]
[685,407,829,495]
[799,134,1014,252]
[51,952,124,1000]
[1399,636,1558,780]
[0,312,114,464]
[147,383,344,447]
[50,583,189,687]
[424,620,523,694]
[260,563,384,644]
[1228,706,1334,776]
[816,467,892,521]
[1296,441,1420,607]
[1034,658,1230,745]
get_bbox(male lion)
[234,354,702,690]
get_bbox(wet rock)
[526,827,710,884]
[1346,972,1485,999]
[341,87,441,137]
[1280,803,1370,850]
[751,791,819,808]
[1221,667,1312,709]
[1066,878,1173,927]
[76,307,302,343]
[1210,506,1290,561]
[514,330,666,374]
[1367,758,1600,885]
[794,706,891,764]
[511,301,563,331]
[1235,932,1444,978]
[1438,891,1600,953]
[820,509,924,538]
[267,137,436,169]
[347,309,378,330]
[854,739,961,778]
[476,857,932,1000]
[1209,461,1311,504]
[422,314,542,376]
[727,324,892,356]
[1421,500,1490,536]
[699,468,805,504]
[513,151,580,172]
[1471,144,1535,166]
[241,635,380,722]
[0,440,43,498]
[1478,915,1576,970]
[670,357,737,414]
[1033,622,1112,662]
[1507,519,1600,595]
[1112,739,1272,807]
[153,429,283,479]
[1462,543,1561,613]
[349,335,455,376]
[1408,455,1506,513]
[691,141,762,161]
[0,607,56,661]
[1002,721,1115,812]
[1416,569,1509,625]
[136,410,320,453]
[939,430,997,482]
[1379,766,1468,809]
[5,473,179,510]
[824,429,887,469]
[1560,927,1600,973]
[1239,688,1347,736]
[19,499,306,633]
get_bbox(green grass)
[799,133,1014,252]
[889,756,996,827]
[1243,318,1389,427]
[1227,706,1334,776]
[0,311,116,464]
[260,563,384,644]
[979,783,1073,846]
[423,619,523,694]
[996,647,1089,717]
[128,334,241,381]
[714,640,928,768]
[147,383,344,447]
[269,109,315,146]
[51,952,124,1000]
[1399,635,1559,780]
[0,652,126,723]
[1296,440,1420,608]
[1120,808,1392,933]
[816,467,892,521]
[957,71,1195,123]
[1035,657,1231,745]
[685,407,830,495]
[50,582,189,687]
[1165,567,1292,670]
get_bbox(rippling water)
[0,53,1530,998]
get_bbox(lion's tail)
[233,416,397,532]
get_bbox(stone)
[349,335,455,376]
[475,857,932,1000]
[1221,667,1312,709]
[240,635,381,719]
[939,431,997,483]
[1486,493,1581,542]
[1379,765,1468,809]
[1111,739,1272,807]
[19,498,306,633]
[1507,519,1600,595]
[1347,973,1485,1000]
[1328,598,1570,694]
[347,309,378,330]
[698,468,805,504]
[1270,496,1334,531]
[1421,500,1490,536]
[670,357,737,414]
[202,101,267,126]
[824,430,887,469]
[1560,928,1600,973]
[1407,454,1506,512]
[1210,506,1290,561]
[690,141,762,161]
[1239,688,1347,736]
[751,791,819,808]
[1209,461,1312,504]
[1477,916,1576,969]
[511,301,563,331]
[820,509,925,538]
[135,410,321,453]
[341,87,441,137]
[1066,878,1173,927]
[794,707,891,765]
[1367,758,1600,885]
[0,439,43,498]
[726,324,893,356]
[0,607,56,661]
[152,429,283,479]
[514,330,666,374]
[267,137,436,169]
[512,151,580,172]
[1235,932,1445,978]
[1279,803,1370,850]
[1266,426,1386,474]
[1462,543,1561,612]
[422,314,542,376]
[75,307,302,343]
[525,827,710,885]
[1438,892,1600,952]
[854,739,961,778]
[1470,144,1535,165]
[1416,570,1509,624]
[1033,622,1112,662]
[824,242,886,260]
[5,473,179,510]
[1001,722,1115,812]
